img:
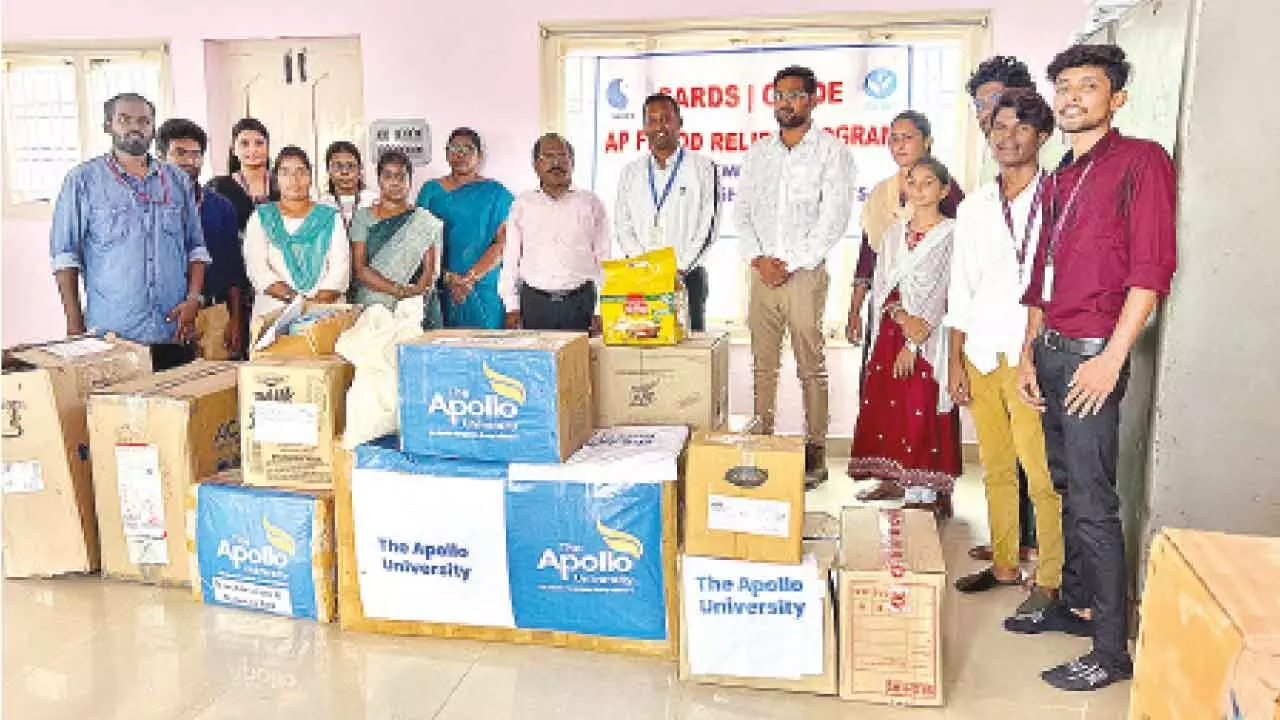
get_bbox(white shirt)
[945,173,1045,374]
[244,208,352,319]
[735,126,857,272]
[498,188,612,311]
[614,148,719,271]
[320,192,376,232]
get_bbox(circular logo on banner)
[864,68,899,100]
[606,79,629,110]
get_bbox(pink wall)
[1,0,1085,346]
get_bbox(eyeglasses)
[170,147,204,161]
[973,92,1004,112]
[329,160,359,173]
[277,167,312,178]
[538,153,571,164]
[379,170,409,182]
[446,143,478,156]
[771,90,810,104]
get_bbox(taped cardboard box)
[398,330,592,463]
[1,337,152,578]
[837,507,946,707]
[683,432,805,565]
[599,247,687,346]
[1130,529,1280,720]
[240,357,353,490]
[88,361,240,586]
[804,512,840,540]
[679,540,839,695]
[250,301,361,360]
[186,473,336,623]
[590,333,729,432]
[336,427,685,658]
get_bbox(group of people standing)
[48,41,1175,693]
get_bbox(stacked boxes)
[88,361,240,586]
[1,337,152,577]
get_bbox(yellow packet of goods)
[600,247,688,346]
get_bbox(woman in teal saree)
[350,150,444,328]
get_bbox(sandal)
[968,545,1039,562]
[857,481,905,502]
[954,566,1022,593]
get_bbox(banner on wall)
[590,44,912,238]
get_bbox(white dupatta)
[869,218,958,413]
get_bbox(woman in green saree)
[349,150,445,328]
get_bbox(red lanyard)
[998,172,1045,267]
[106,155,170,206]
[1046,158,1098,266]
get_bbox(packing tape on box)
[877,509,909,613]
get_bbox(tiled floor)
[3,462,1131,719]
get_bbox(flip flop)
[954,567,1022,593]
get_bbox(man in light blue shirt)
[50,92,209,370]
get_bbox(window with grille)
[2,49,168,208]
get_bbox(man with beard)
[614,92,719,331]
[1012,45,1177,692]
[736,65,856,489]
[499,133,610,332]
[157,118,248,359]
[50,93,209,370]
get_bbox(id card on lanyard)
[647,148,685,246]
[1043,160,1095,303]
[999,172,1046,286]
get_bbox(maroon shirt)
[1021,129,1177,338]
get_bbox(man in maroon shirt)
[1009,45,1177,692]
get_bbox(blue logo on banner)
[196,485,318,619]
[864,68,899,99]
[505,481,667,640]
[399,343,561,463]
[606,78,629,110]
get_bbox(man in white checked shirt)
[736,65,857,489]
[614,93,720,331]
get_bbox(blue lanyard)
[647,148,685,224]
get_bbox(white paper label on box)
[40,337,113,359]
[126,536,169,566]
[351,468,515,627]
[2,460,43,494]
[253,401,320,446]
[683,554,825,678]
[115,443,166,550]
[212,576,293,615]
[707,495,791,537]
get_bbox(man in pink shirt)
[499,134,611,332]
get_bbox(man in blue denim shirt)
[50,92,210,370]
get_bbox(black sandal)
[954,567,1022,593]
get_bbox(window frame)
[539,12,992,339]
[2,42,173,219]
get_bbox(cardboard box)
[599,247,687,346]
[240,357,353,490]
[804,512,841,540]
[837,508,946,707]
[398,330,592,463]
[1,337,152,577]
[186,476,336,623]
[336,426,685,658]
[679,540,839,695]
[590,333,729,431]
[250,302,361,359]
[683,432,805,564]
[1130,529,1280,720]
[88,361,240,586]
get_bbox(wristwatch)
[905,340,921,354]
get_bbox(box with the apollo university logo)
[836,508,946,707]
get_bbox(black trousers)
[1035,338,1131,662]
[683,265,709,333]
[519,281,595,332]
[150,342,196,371]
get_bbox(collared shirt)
[735,126,857,272]
[498,188,611,311]
[50,155,211,345]
[946,174,1045,373]
[199,188,248,303]
[244,204,352,319]
[614,148,719,271]
[1021,130,1177,339]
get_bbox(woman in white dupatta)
[848,158,963,516]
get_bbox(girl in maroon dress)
[849,157,963,515]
